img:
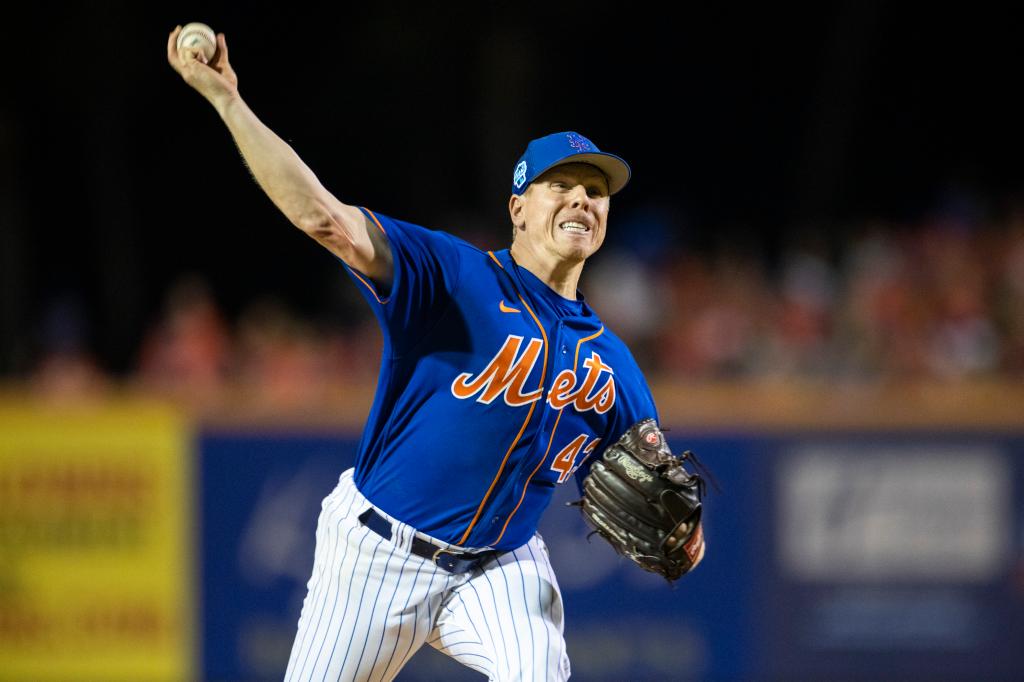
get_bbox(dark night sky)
[2,2,1022,372]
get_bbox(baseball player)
[169,26,681,681]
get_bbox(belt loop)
[392,520,413,553]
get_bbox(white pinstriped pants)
[284,469,571,681]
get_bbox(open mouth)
[559,221,590,234]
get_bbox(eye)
[587,187,605,198]
[551,181,568,190]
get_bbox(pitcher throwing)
[168,24,705,681]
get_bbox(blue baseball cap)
[510,131,631,196]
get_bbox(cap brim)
[540,152,632,195]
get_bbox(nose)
[568,183,590,207]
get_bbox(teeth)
[560,221,589,233]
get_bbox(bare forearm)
[217,94,339,233]
[167,26,389,281]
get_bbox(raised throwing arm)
[166,25,393,287]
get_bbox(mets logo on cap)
[513,160,528,190]
[566,133,595,152]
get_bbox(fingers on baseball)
[167,27,207,72]
[207,35,228,70]
[181,46,209,65]
[167,26,183,68]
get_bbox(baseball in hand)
[177,22,217,62]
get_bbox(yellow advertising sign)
[0,399,194,681]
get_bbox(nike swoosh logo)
[499,300,521,314]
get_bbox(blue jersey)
[342,207,659,551]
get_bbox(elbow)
[296,210,353,249]
[296,211,334,238]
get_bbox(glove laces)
[655,425,719,496]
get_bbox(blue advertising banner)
[749,433,1024,682]
[199,433,356,681]
[198,431,1024,681]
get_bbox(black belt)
[357,508,503,574]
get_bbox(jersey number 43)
[550,434,601,483]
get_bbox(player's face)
[516,163,611,263]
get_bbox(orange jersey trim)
[487,251,504,269]
[364,208,388,235]
[488,326,606,546]
[574,327,605,366]
[490,410,565,544]
[456,293,549,546]
[347,208,391,303]
[348,269,388,304]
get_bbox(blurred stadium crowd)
[18,206,1024,407]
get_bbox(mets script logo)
[513,161,528,189]
[451,334,616,413]
[566,133,594,152]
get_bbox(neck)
[509,241,584,299]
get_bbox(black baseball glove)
[574,418,706,581]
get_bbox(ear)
[508,193,526,229]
